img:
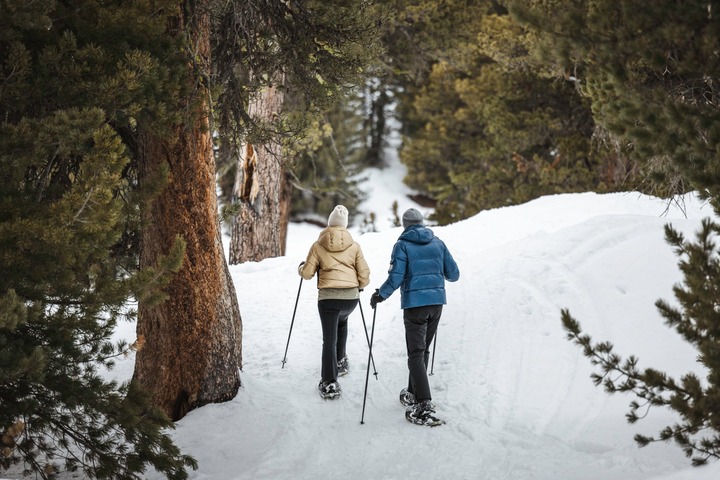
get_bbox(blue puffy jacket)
[378,225,460,309]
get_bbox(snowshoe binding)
[405,400,444,427]
[337,356,349,377]
[318,380,341,400]
[399,388,416,407]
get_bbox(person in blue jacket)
[370,208,460,426]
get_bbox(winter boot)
[405,400,444,426]
[399,388,416,407]
[337,356,349,377]
[318,380,341,399]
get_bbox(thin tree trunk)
[229,79,291,264]
[365,78,389,168]
[133,4,242,421]
[278,171,292,254]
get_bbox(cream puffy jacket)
[299,227,370,290]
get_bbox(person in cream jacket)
[299,205,370,399]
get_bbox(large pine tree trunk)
[133,4,242,421]
[228,80,291,264]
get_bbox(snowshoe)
[318,380,341,400]
[399,388,416,407]
[405,400,444,427]
[337,356,349,377]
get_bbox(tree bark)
[229,80,291,264]
[133,4,242,421]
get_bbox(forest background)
[2,1,720,479]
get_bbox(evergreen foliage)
[289,92,366,221]
[0,1,195,478]
[562,219,720,465]
[400,56,602,223]
[380,0,626,223]
[211,0,382,204]
[509,0,720,205]
[288,0,646,225]
[213,0,380,130]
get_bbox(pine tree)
[0,108,195,480]
[133,0,244,421]
[377,0,626,223]
[212,0,381,262]
[509,0,720,204]
[0,1,196,478]
[562,219,720,465]
[364,77,392,168]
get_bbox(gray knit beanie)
[402,208,424,228]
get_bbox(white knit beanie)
[327,205,349,228]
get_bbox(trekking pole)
[429,330,437,376]
[281,275,304,368]
[360,305,378,424]
[357,300,378,379]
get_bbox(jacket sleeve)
[355,245,371,289]
[443,242,460,282]
[299,243,320,280]
[378,241,407,299]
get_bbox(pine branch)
[561,307,719,463]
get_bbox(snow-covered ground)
[12,150,720,479]
[117,147,718,479]
[202,188,719,480]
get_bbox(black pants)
[318,299,359,382]
[404,304,442,402]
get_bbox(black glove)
[370,289,385,310]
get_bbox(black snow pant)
[318,298,359,382]
[404,304,442,402]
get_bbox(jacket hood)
[317,226,355,252]
[399,224,434,244]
